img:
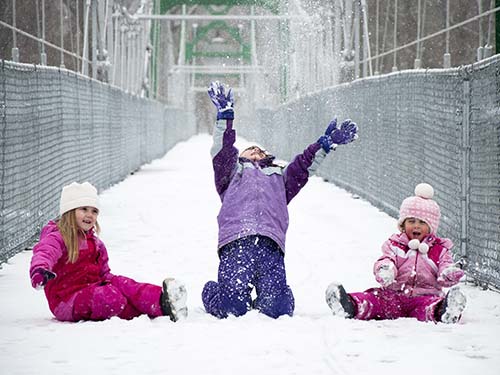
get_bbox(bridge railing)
[0,60,196,263]
[238,54,500,290]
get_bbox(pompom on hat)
[59,182,100,216]
[398,183,441,234]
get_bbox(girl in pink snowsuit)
[326,183,467,324]
[29,181,187,322]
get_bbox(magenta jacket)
[29,221,113,319]
[374,233,464,296]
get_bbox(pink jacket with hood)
[373,232,464,296]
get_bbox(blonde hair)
[57,209,100,263]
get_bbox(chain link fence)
[239,55,500,290]
[0,60,196,263]
[2,56,499,290]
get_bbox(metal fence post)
[60,0,65,68]
[497,0,500,54]
[82,0,91,76]
[91,0,97,79]
[392,0,398,72]
[414,0,422,69]
[443,0,451,68]
[11,0,19,62]
[460,77,471,262]
[40,0,47,65]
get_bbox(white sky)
[1,134,499,375]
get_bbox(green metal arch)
[186,20,251,62]
[159,0,281,14]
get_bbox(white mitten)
[376,263,396,287]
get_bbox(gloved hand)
[438,266,464,287]
[207,81,234,120]
[375,262,396,287]
[318,118,358,153]
[30,268,56,289]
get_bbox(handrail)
[0,20,89,64]
[361,6,500,65]
[136,14,310,21]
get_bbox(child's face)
[240,146,268,161]
[403,217,430,241]
[75,206,99,232]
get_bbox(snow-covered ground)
[1,134,499,375]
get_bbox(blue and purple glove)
[30,268,56,290]
[207,81,234,120]
[318,118,358,153]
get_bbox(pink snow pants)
[349,288,442,322]
[66,275,163,321]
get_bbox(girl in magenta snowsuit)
[325,183,467,324]
[202,81,358,319]
[29,181,187,322]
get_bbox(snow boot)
[161,278,188,322]
[437,286,467,324]
[325,283,355,318]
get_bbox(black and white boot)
[437,287,467,324]
[161,278,188,322]
[325,283,356,318]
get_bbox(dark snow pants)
[202,235,294,319]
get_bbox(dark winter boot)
[160,278,188,322]
[436,287,467,324]
[325,283,356,318]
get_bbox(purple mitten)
[318,118,358,153]
[207,81,234,120]
[30,268,56,289]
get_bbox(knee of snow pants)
[253,285,295,319]
[72,284,127,321]
[202,280,252,318]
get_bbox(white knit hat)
[59,182,100,216]
[397,183,441,234]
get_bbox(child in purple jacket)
[202,81,358,319]
[30,181,187,322]
[325,183,467,324]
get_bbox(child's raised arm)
[284,117,358,203]
[208,82,238,196]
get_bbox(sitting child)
[30,181,187,322]
[325,183,466,324]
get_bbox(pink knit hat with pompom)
[398,183,441,234]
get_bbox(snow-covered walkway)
[1,134,499,375]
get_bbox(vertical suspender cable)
[11,0,19,62]
[392,0,398,71]
[60,0,65,68]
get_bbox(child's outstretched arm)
[208,82,238,196]
[283,118,358,203]
[29,230,63,289]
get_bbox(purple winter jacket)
[211,119,328,252]
[374,232,464,296]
